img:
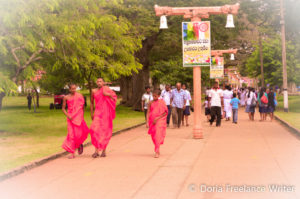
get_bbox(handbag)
[261,94,268,104]
[250,95,256,108]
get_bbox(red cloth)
[148,99,168,153]
[62,93,89,153]
[90,86,117,150]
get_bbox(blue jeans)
[232,109,238,123]
[167,105,171,124]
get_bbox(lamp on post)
[159,15,168,29]
[154,3,240,139]
[211,49,238,84]
[225,14,235,28]
[230,53,235,60]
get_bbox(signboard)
[210,57,224,79]
[182,21,211,67]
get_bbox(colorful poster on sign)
[182,21,211,67]
[210,57,224,79]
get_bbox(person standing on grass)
[147,89,168,158]
[141,86,153,128]
[245,87,257,121]
[267,88,276,122]
[223,85,233,121]
[209,82,224,127]
[27,93,32,110]
[230,93,240,124]
[182,84,192,126]
[90,78,117,158]
[161,84,172,127]
[170,82,186,128]
[62,84,89,159]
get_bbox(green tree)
[43,0,143,99]
[246,37,300,87]
[0,0,57,83]
[0,0,143,105]
[0,72,17,111]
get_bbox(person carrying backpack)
[258,87,268,121]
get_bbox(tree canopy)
[0,0,299,110]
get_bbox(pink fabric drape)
[148,99,168,153]
[62,93,89,153]
[90,87,117,150]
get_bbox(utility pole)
[280,0,288,112]
[259,33,264,87]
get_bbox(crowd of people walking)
[61,79,278,160]
[143,81,278,129]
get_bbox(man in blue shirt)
[170,82,186,128]
[230,93,240,124]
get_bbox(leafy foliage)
[246,36,300,87]
[0,72,17,94]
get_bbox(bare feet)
[78,144,83,155]
[100,151,106,157]
[92,152,99,158]
[154,152,159,158]
[68,154,75,159]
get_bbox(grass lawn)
[275,95,300,131]
[0,95,144,173]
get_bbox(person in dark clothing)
[267,88,275,122]
[27,93,32,110]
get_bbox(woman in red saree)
[147,89,168,158]
[90,78,117,158]
[62,84,89,159]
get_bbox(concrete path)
[1,109,300,199]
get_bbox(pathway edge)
[0,122,146,182]
[274,114,300,138]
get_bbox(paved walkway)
[1,109,300,199]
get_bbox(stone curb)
[274,115,300,138]
[0,122,146,182]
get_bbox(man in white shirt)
[208,82,224,127]
[161,84,172,127]
[182,84,192,126]
[141,86,153,127]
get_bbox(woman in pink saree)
[62,84,89,159]
[147,89,168,158]
[90,78,117,158]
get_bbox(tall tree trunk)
[152,77,160,90]
[120,32,161,111]
[0,92,5,111]
[33,87,39,108]
[32,94,37,113]
[88,81,93,103]
[259,33,265,87]
[120,76,131,104]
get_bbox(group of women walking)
[242,87,277,121]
